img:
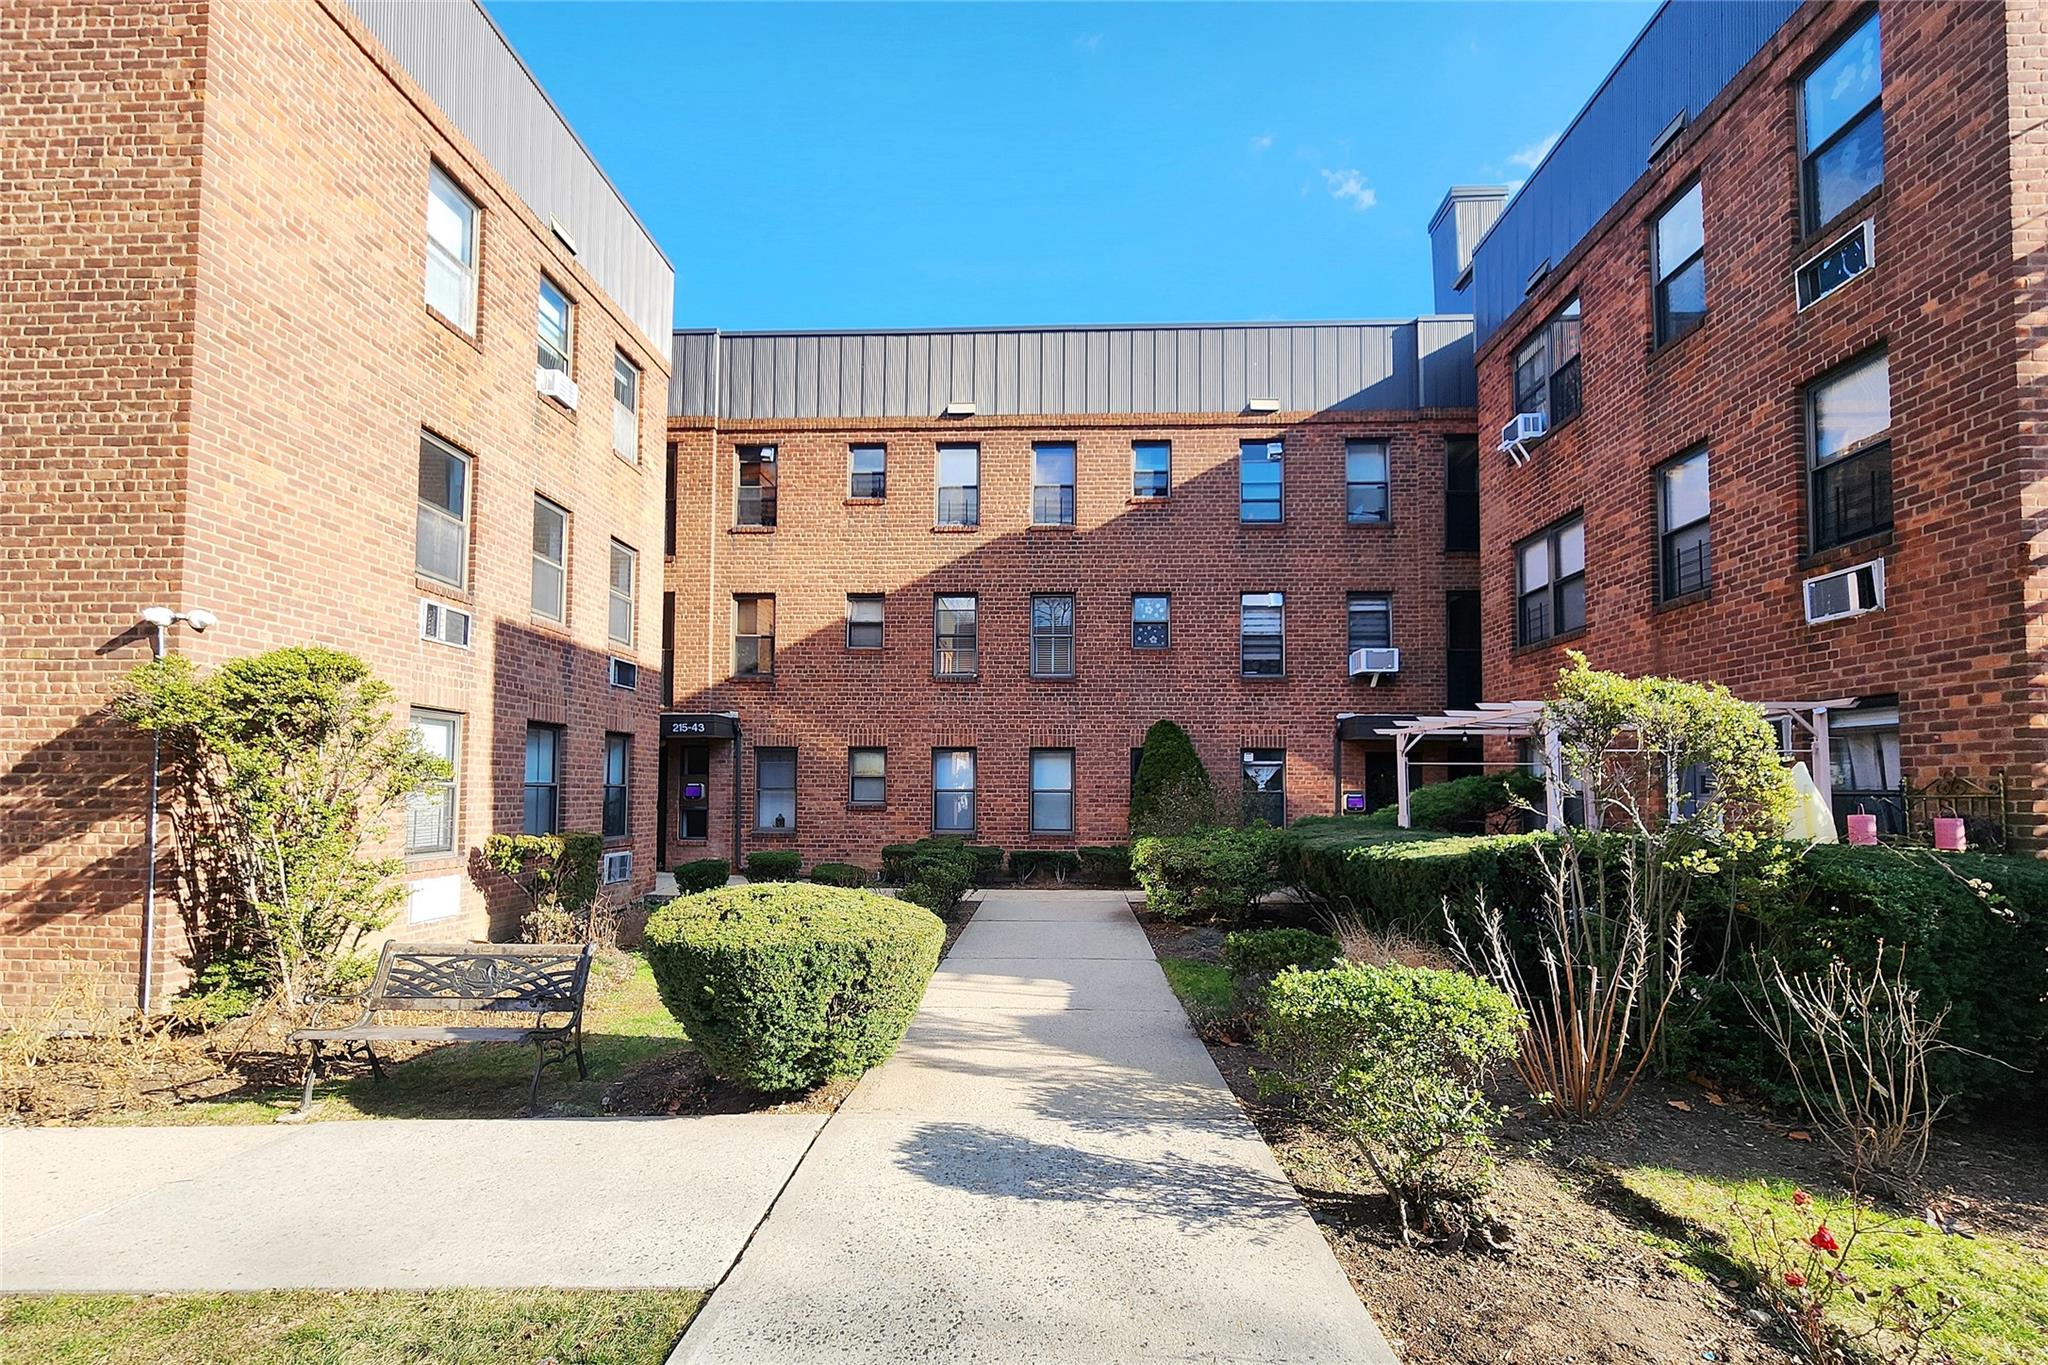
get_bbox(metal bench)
[287,942,595,1115]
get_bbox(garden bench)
[287,942,595,1115]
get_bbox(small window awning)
[660,712,739,741]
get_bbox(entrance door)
[677,745,711,843]
[1364,752,1396,813]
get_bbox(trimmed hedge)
[1132,826,1280,922]
[744,849,803,882]
[809,861,869,888]
[644,883,944,1091]
[1223,927,1342,980]
[1079,845,1131,886]
[1278,817,1552,940]
[1357,772,1543,833]
[882,839,1003,886]
[1009,849,1082,883]
[671,857,731,895]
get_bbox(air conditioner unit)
[601,851,633,885]
[1347,647,1401,682]
[1498,411,1546,466]
[535,366,579,410]
[1803,558,1885,625]
[608,657,638,690]
[419,598,472,648]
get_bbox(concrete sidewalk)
[671,890,1397,1364]
[0,1115,821,1291]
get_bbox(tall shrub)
[1129,719,1215,836]
[483,832,603,942]
[119,647,445,1003]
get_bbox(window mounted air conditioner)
[1803,558,1885,625]
[535,366,580,410]
[1498,412,1546,466]
[1796,219,1875,311]
[601,851,633,885]
[609,657,638,690]
[419,598,472,648]
[1347,647,1401,682]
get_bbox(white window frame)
[537,276,573,378]
[608,540,637,649]
[611,351,640,461]
[416,431,471,591]
[1029,748,1075,835]
[406,709,460,856]
[424,165,479,334]
[531,495,568,624]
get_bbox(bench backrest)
[365,942,595,1016]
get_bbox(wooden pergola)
[1363,699,1855,831]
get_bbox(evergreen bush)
[1078,845,1132,885]
[1129,719,1215,836]
[1131,826,1280,922]
[1009,849,1082,883]
[1358,772,1543,832]
[671,858,731,895]
[809,861,870,888]
[744,849,803,882]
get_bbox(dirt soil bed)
[1139,906,2048,1364]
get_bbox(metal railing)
[938,487,980,526]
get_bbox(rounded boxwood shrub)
[644,884,944,1091]
[810,861,869,888]
[1132,826,1279,922]
[744,849,802,882]
[671,857,730,895]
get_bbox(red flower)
[1784,1270,1807,1289]
[1810,1225,1839,1254]
[1791,1189,1813,1208]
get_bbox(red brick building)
[1468,0,2048,849]
[1,0,672,1010]
[659,324,1484,867]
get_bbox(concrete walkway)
[671,890,1396,1364]
[0,1116,822,1291]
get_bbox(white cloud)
[1508,132,1559,172]
[1074,33,1103,52]
[1318,168,1377,212]
[1250,133,1274,154]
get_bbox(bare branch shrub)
[1328,915,1454,971]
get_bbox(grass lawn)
[1619,1167,2048,1364]
[0,1289,703,1365]
[1157,957,1234,1015]
[106,952,688,1125]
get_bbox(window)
[1345,440,1389,525]
[1801,11,1883,234]
[846,594,884,649]
[1658,448,1711,599]
[1030,749,1075,834]
[737,446,777,527]
[531,496,567,623]
[1512,296,1582,427]
[416,432,470,589]
[537,276,573,378]
[937,444,980,526]
[735,594,775,677]
[934,594,978,677]
[1653,182,1706,345]
[1132,594,1170,650]
[424,165,478,333]
[1806,351,1892,550]
[849,748,886,805]
[1132,440,1170,498]
[1239,439,1283,522]
[1032,443,1076,525]
[677,745,709,841]
[1516,517,1586,645]
[1239,592,1285,676]
[1241,749,1285,827]
[406,709,459,855]
[1829,703,1902,836]
[755,747,796,830]
[603,733,630,840]
[933,749,976,833]
[1029,594,1075,677]
[1444,436,1480,552]
[608,541,636,648]
[849,444,887,499]
[1347,594,1392,652]
[612,353,640,460]
[523,724,561,835]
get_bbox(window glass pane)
[1557,519,1585,576]
[426,170,474,263]
[756,748,796,830]
[1660,257,1707,338]
[538,280,571,371]
[606,735,629,785]
[938,445,978,486]
[1663,451,1710,528]
[1803,12,1882,152]
[1551,297,1582,365]
[1133,441,1170,496]
[1519,538,1550,589]
[1655,184,1704,282]
[1133,594,1169,649]
[609,544,635,645]
[1812,355,1890,464]
[1810,111,1884,229]
[1239,441,1283,521]
[1558,577,1587,634]
[934,750,975,831]
[1344,443,1388,485]
[848,595,883,623]
[406,711,458,856]
[852,749,886,778]
[1032,444,1075,488]
[1241,749,1285,826]
[533,499,566,561]
[852,446,887,474]
[613,354,637,407]
[1031,749,1072,790]
[418,436,465,517]
[1347,596,1391,650]
[934,750,975,790]
[850,445,887,497]
[524,727,556,784]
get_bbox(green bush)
[1358,772,1543,832]
[809,861,869,888]
[898,840,976,913]
[671,858,730,894]
[166,955,271,1025]
[1258,963,1523,1244]
[1278,819,1553,941]
[883,838,1002,886]
[1079,845,1131,886]
[1129,719,1215,836]
[643,883,944,1091]
[1009,849,1082,883]
[744,849,802,882]
[1223,927,1342,980]
[880,843,920,884]
[1132,826,1280,922]
[963,844,1006,884]
[485,831,604,943]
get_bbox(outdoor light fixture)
[941,400,977,418]
[1246,396,1281,414]
[136,604,219,1014]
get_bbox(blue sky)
[487,1,1657,331]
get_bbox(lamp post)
[137,606,216,1013]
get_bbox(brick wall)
[664,410,1481,868]
[1474,0,2046,846]
[0,0,670,1012]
